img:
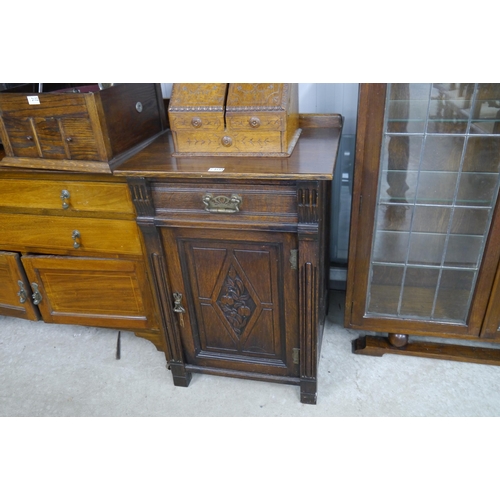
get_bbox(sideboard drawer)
[0,178,134,216]
[0,213,142,256]
[152,182,298,226]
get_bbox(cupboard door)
[0,251,40,321]
[21,255,158,331]
[162,227,299,377]
[347,83,500,338]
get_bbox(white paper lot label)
[208,168,225,172]
[27,96,40,105]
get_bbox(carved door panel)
[0,251,40,321]
[21,254,158,331]
[162,227,299,377]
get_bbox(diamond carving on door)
[182,238,287,362]
[216,264,257,339]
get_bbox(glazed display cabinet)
[346,83,500,363]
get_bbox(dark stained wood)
[354,335,500,366]
[388,333,409,347]
[345,84,387,330]
[0,84,167,173]
[114,115,341,180]
[482,259,500,338]
[124,121,341,403]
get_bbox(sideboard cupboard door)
[0,251,40,321]
[346,83,500,341]
[161,227,300,378]
[21,255,158,331]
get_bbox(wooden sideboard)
[0,162,165,351]
[114,115,342,404]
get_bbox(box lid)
[226,84,290,111]
[169,84,228,111]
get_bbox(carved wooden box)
[168,83,301,157]
[0,83,167,173]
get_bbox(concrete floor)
[1,291,500,417]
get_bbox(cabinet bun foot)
[388,333,409,348]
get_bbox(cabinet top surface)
[113,115,342,180]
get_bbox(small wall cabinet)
[346,83,500,363]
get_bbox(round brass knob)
[249,116,261,128]
[221,136,233,147]
[191,117,202,128]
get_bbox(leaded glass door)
[347,83,500,340]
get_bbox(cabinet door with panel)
[21,254,158,332]
[162,227,300,379]
[0,251,40,321]
[346,83,500,363]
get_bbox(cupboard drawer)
[152,182,298,225]
[0,178,134,216]
[0,213,142,256]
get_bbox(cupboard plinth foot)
[300,379,317,405]
[353,334,500,366]
[169,362,192,387]
[388,333,409,348]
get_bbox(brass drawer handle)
[202,193,242,213]
[31,283,42,305]
[221,136,233,147]
[17,280,27,304]
[72,230,81,249]
[61,189,70,209]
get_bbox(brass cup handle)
[31,283,42,305]
[61,189,70,209]
[202,193,242,213]
[72,230,81,249]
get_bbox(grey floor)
[1,291,500,417]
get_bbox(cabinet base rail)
[353,335,500,366]
[168,363,320,404]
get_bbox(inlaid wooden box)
[0,83,167,173]
[168,83,301,157]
